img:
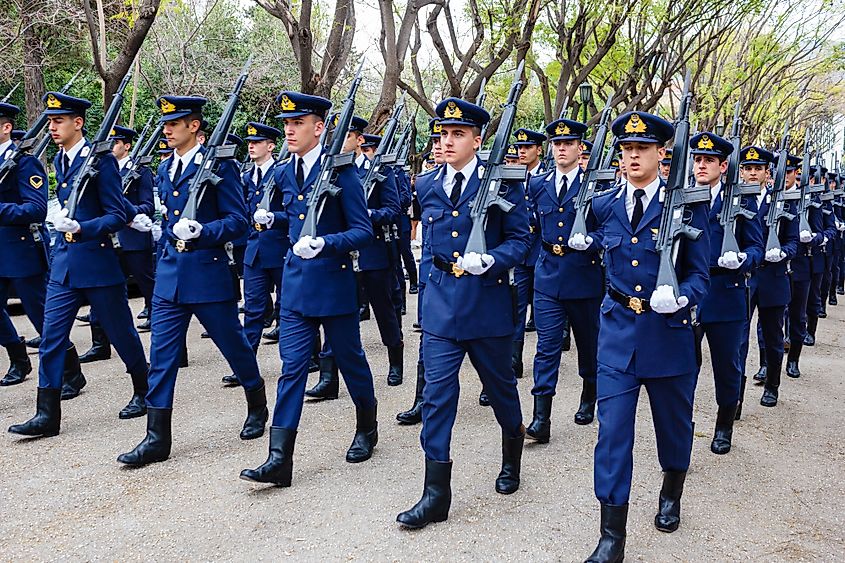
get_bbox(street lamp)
[579,82,593,123]
[715,123,725,137]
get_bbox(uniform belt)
[541,240,571,256]
[607,285,651,315]
[709,266,733,276]
[169,238,195,252]
[433,256,469,277]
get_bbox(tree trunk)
[21,2,46,125]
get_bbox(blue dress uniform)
[814,175,838,327]
[750,173,799,407]
[240,91,378,488]
[0,102,49,387]
[395,164,418,293]
[694,139,764,455]
[397,97,530,531]
[8,93,149,439]
[511,128,544,379]
[240,122,287,352]
[526,118,604,442]
[804,167,836,343]
[586,112,710,561]
[118,96,267,467]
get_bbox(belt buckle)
[255,222,265,232]
[175,239,187,253]
[628,296,643,315]
[451,263,465,278]
[552,243,564,256]
[64,232,75,243]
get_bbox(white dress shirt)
[252,158,274,186]
[555,165,580,198]
[169,141,202,181]
[118,155,132,170]
[624,176,661,221]
[0,139,13,160]
[294,142,323,181]
[61,137,87,169]
[443,159,478,199]
[709,181,722,207]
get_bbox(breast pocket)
[422,208,445,241]
[603,235,623,275]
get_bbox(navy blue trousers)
[699,320,746,406]
[242,263,282,350]
[0,273,46,346]
[788,279,811,342]
[513,265,533,341]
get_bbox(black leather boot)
[526,395,552,443]
[179,343,189,368]
[710,404,737,455]
[25,335,41,349]
[753,348,767,384]
[829,291,838,306]
[819,303,827,318]
[221,373,241,387]
[584,503,627,563]
[803,315,817,346]
[60,345,87,400]
[511,340,524,379]
[308,333,321,373]
[78,324,111,363]
[654,470,686,532]
[262,323,280,342]
[761,362,780,407]
[8,387,61,437]
[495,429,524,494]
[305,356,339,400]
[135,318,151,331]
[240,427,296,486]
[117,408,172,466]
[735,375,748,421]
[397,362,424,425]
[346,403,378,463]
[240,383,269,440]
[1,336,31,386]
[359,305,371,321]
[136,306,149,319]
[119,364,149,419]
[387,343,404,386]
[525,309,536,332]
[575,379,597,425]
[786,343,802,378]
[478,390,490,406]
[397,458,452,529]
[562,317,571,351]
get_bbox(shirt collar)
[173,142,202,172]
[355,153,368,168]
[297,142,323,177]
[0,139,12,159]
[445,158,478,186]
[118,155,132,170]
[527,162,542,177]
[623,175,661,202]
[63,137,87,165]
[555,166,579,193]
[253,158,274,182]
[710,181,722,205]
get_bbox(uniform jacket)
[0,151,49,277]
[356,157,400,271]
[753,193,799,308]
[243,163,290,270]
[117,164,154,251]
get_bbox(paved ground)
[1,287,843,562]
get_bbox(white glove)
[160,204,168,216]
[151,223,162,242]
[54,208,81,234]
[823,236,829,245]
[765,247,786,262]
[837,220,845,232]
[457,252,495,275]
[650,284,689,314]
[799,230,815,243]
[367,209,373,217]
[130,213,153,232]
[173,218,202,240]
[717,250,746,270]
[292,235,325,259]
[253,209,274,227]
[567,233,593,251]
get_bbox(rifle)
[718,101,759,256]
[1,82,20,103]
[129,116,154,159]
[253,142,292,232]
[796,135,824,235]
[64,68,133,222]
[180,58,253,229]
[122,121,164,194]
[362,94,405,199]
[298,61,365,240]
[0,68,82,183]
[764,123,795,252]
[654,71,710,298]
[463,59,528,256]
[543,95,570,171]
[569,91,615,240]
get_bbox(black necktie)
[256,168,263,187]
[450,172,464,206]
[558,175,568,204]
[172,159,183,184]
[296,158,305,188]
[631,188,646,230]
[63,154,70,175]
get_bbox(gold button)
[558,222,564,227]
[255,191,260,195]
[299,214,305,220]
[452,210,459,217]
[635,284,642,292]
[525,195,529,200]
[428,217,433,223]
[297,195,304,200]
[100,243,105,247]
[591,260,596,265]
[63,200,67,205]
[735,283,739,287]
[453,251,460,258]
[341,264,346,269]
[213,257,218,261]
[20,236,25,241]
[173,209,180,216]
[631,259,639,267]
[498,279,503,284]
[631,236,638,244]
[558,236,564,241]
[451,231,458,238]
[173,191,179,197]
[683,319,688,325]
[61,183,67,188]
[559,207,564,212]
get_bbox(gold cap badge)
[160,98,176,114]
[624,113,647,134]
[517,131,528,142]
[247,125,258,136]
[580,142,587,152]
[432,121,442,134]
[555,122,571,136]
[746,147,760,160]
[443,101,462,119]
[159,141,168,150]
[697,135,714,150]
[279,95,296,112]
[46,94,61,109]
[110,129,116,137]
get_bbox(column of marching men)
[2,80,844,563]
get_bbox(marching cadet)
[396,118,444,425]
[802,165,835,346]
[749,153,800,407]
[659,148,672,179]
[396,97,529,529]
[585,112,710,562]
[816,171,839,321]
[525,117,603,444]
[826,172,843,308]
[0,102,48,387]
[693,137,763,455]
[240,91,378,487]
[511,128,544,379]
[118,95,268,466]
[9,92,150,438]
[579,140,593,171]
[505,143,519,164]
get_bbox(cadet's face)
[693,154,726,185]
[48,115,83,147]
[440,125,480,168]
[112,140,130,160]
[342,132,364,154]
[0,120,12,141]
[518,144,542,167]
[362,146,376,158]
[785,169,797,188]
[740,164,766,185]
[432,138,444,164]
[659,162,671,178]
[163,118,200,152]
[620,142,662,184]
[552,139,580,171]
[578,152,590,171]
[283,115,323,155]
[248,139,274,162]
